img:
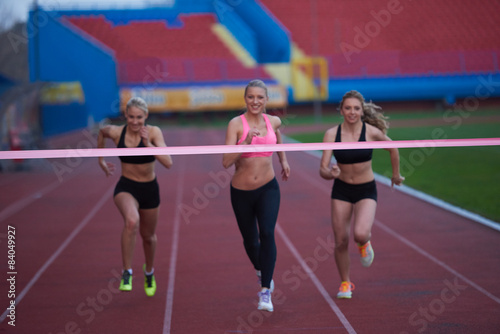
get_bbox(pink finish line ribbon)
[0,138,499,160]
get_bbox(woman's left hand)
[140,126,151,146]
[281,160,290,181]
[391,174,405,188]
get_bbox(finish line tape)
[0,138,499,160]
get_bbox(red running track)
[0,127,499,334]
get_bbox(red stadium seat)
[65,13,272,84]
[260,0,500,76]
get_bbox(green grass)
[288,122,500,223]
[282,109,500,126]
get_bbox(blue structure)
[28,7,119,136]
[28,0,500,136]
[213,0,290,63]
[325,73,500,104]
[0,74,15,98]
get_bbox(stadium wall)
[28,3,500,121]
[28,8,119,137]
[320,73,500,105]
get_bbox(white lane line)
[0,185,114,322]
[276,224,357,334]
[284,136,500,232]
[375,220,500,305]
[0,179,68,223]
[373,174,500,232]
[162,158,186,334]
[293,155,500,306]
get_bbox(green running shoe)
[119,270,132,292]
[143,264,157,297]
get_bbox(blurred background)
[0,0,499,220]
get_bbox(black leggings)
[230,178,280,289]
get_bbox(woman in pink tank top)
[223,80,290,312]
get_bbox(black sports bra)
[333,122,373,164]
[118,125,156,164]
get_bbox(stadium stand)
[24,0,500,136]
[66,13,272,84]
[260,0,500,76]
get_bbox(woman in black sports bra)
[319,90,404,299]
[97,97,173,297]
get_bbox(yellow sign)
[291,57,329,101]
[40,82,85,105]
[120,85,288,113]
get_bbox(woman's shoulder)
[147,124,161,131]
[147,124,163,136]
[228,115,244,128]
[101,124,124,138]
[322,124,339,142]
[265,113,282,128]
[364,122,386,140]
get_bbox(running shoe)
[257,289,273,312]
[119,270,132,292]
[358,241,374,267]
[143,264,157,297]
[256,270,275,293]
[337,281,355,299]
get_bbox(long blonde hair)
[339,90,389,134]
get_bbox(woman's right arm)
[319,128,340,180]
[98,125,116,177]
[222,118,244,169]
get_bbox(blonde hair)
[126,97,148,115]
[340,90,389,133]
[244,79,268,97]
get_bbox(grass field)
[287,111,500,223]
[143,108,500,222]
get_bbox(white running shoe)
[336,281,355,299]
[257,289,273,312]
[256,270,275,292]
[358,241,374,267]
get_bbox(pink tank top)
[237,113,276,158]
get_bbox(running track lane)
[0,127,499,333]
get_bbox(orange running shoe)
[358,241,374,267]
[337,281,355,299]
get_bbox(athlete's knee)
[124,216,140,234]
[353,230,371,245]
[142,233,157,245]
[334,234,349,252]
[259,225,276,243]
[243,238,259,251]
